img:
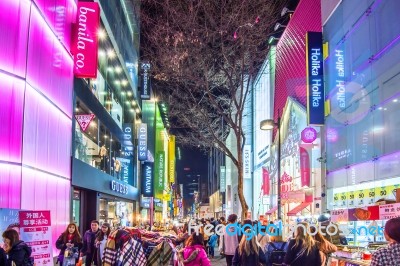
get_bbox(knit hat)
[385,217,400,243]
[228,214,238,223]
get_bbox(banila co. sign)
[110,180,129,195]
[305,32,325,125]
[142,162,154,197]
[72,2,100,78]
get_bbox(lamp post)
[260,110,282,220]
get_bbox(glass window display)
[99,198,133,228]
[74,99,132,183]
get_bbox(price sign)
[379,203,400,220]
[347,191,355,206]
[340,192,348,207]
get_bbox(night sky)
[176,147,208,210]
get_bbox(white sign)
[19,211,53,266]
[379,203,400,220]
[243,145,251,179]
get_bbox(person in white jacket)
[219,214,239,266]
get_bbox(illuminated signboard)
[306,32,325,125]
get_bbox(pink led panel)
[0,73,25,163]
[26,5,73,118]
[22,84,72,179]
[21,166,70,256]
[33,0,77,50]
[0,163,22,209]
[273,0,322,124]
[0,0,30,77]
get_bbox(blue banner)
[138,123,148,161]
[306,32,325,125]
[141,62,151,100]
[142,162,154,197]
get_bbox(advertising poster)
[0,208,20,234]
[379,203,400,220]
[19,210,53,266]
[331,209,349,223]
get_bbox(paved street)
[210,255,226,266]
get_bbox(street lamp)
[260,110,282,220]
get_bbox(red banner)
[262,167,270,196]
[75,114,95,131]
[299,147,311,187]
[73,2,100,78]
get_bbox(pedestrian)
[219,214,239,266]
[55,223,83,265]
[371,217,400,266]
[232,229,266,266]
[264,233,288,266]
[257,224,270,253]
[0,247,6,266]
[208,230,218,258]
[283,223,321,266]
[310,226,337,265]
[2,229,34,266]
[95,222,111,264]
[81,220,100,266]
[177,233,211,266]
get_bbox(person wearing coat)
[232,229,267,266]
[283,223,321,266]
[2,229,33,266]
[178,233,211,266]
[56,223,83,265]
[81,220,100,266]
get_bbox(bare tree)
[141,0,288,220]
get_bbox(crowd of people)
[0,216,399,265]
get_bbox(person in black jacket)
[232,229,267,266]
[2,229,33,266]
[0,247,7,266]
[283,222,321,266]
[81,220,99,266]
[56,223,83,265]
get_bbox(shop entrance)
[72,189,81,227]
[98,195,134,228]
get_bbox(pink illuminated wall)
[0,0,75,256]
[273,0,322,123]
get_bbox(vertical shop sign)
[220,166,226,192]
[154,152,165,198]
[243,145,251,179]
[262,167,270,196]
[305,32,325,125]
[168,135,176,183]
[142,162,154,197]
[138,123,148,161]
[140,62,151,99]
[299,147,311,187]
[72,2,100,78]
[123,124,134,158]
[75,114,95,131]
[19,210,53,266]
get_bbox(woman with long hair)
[232,229,267,266]
[95,223,111,264]
[283,222,321,266]
[55,223,83,265]
[177,233,211,266]
[310,226,337,265]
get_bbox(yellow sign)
[163,194,171,201]
[168,135,176,183]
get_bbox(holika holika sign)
[305,32,325,125]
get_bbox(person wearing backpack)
[2,229,34,266]
[265,234,288,266]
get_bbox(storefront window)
[74,99,134,185]
[99,198,134,228]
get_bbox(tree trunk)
[237,163,248,221]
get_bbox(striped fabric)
[147,241,173,266]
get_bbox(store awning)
[287,202,311,216]
[265,206,278,215]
